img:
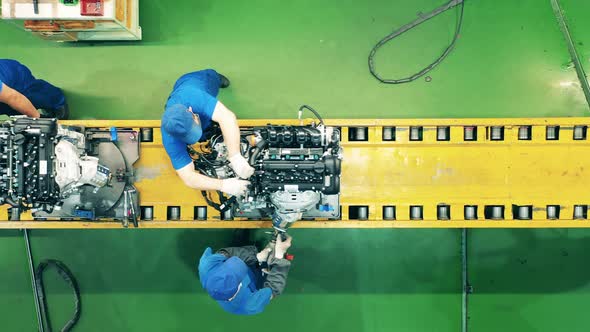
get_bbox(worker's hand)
[256,247,272,263]
[220,178,250,197]
[229,154,255,179]
[274,234,292,259]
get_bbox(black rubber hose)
[368,0,465,84]
[298,105,324,125]
[35,259,81,332]
[249,139,268,165]
[5,197,19,207]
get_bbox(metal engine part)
[0,116,140,226]
[270,191,321,214]
[194,120,343,229]
[54,140,110,191]
[270,191,321,231]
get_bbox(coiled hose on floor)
[368,0,465,84]
[35,259,82,332]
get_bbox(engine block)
[0,117,139,225]
[195,122,343,221]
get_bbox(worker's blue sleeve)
[190,90,218,130]
[0,60,65,110]
[0,60,65,116]
[243,288,273,315]
[161,127,193,170]
[25,79,66,110]
[165,89,218,131]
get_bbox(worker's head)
[199,248,248,301]
[204,256,248,301]
[162,104,202,144]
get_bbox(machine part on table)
[0,117,140,226]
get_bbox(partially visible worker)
[198,234,293,315]
[161,69,254,197]
[0,59,69,119]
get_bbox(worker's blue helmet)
[162,104,202,144]
[198,247,249,301]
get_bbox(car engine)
[194,120,343,232]
[0,117,140,225]
[1,113,342,231]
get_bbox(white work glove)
[274,234,292,259]
[256,247,272,264]
[220,178,250,197]
[229,154,255,179]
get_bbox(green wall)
[1,0,589,331]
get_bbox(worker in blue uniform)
[0,59,69,119]
[161,69,254,197]
[198,234,293,315]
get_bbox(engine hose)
[298,105,324,125]
[249,139,268,166]
[35,259,82,332]
[5,196,19,207]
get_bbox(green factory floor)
[1,0,590,331]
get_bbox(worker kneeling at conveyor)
[198,233,293,315]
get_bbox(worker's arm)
[263,235,292,297]
[263,257,291,297]
[0,83,40,118]
[244,288,273,315]
[218,244,291,297]
[176,163,249,196]
[217,246,259,266]
[211,101,254,179]
[176,163,223,191]
[212,101,240,158]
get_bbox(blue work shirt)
[0,59,65,115]
[162,69,221,170]
[199,248,273,315]
[0,59,28,91]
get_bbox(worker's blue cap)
[162,104,202,144]
[199,248,248,301]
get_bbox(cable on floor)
[368,0,466,84]
[35,259,82,332]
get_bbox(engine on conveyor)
[0,117,139,225]
[194,120,343,231]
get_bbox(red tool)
[80,0,104,16]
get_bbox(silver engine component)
[55,140,110,191]
[270,191,321,231]
[0,117,140,225]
